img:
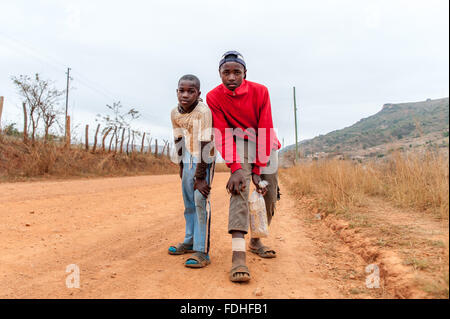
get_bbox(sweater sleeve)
[206,93,242,173]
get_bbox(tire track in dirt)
[0,173,345,298]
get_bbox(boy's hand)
[227,169,246,195]
[252,173,268,196]
[194,178,211,197]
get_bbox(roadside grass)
[404,257,429,270]
[416,273,449,298]
[280,150,449,298]
[214,162,231,173]
[280,150,449,219]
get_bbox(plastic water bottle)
[248,180,269,238]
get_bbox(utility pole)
[293,86,299,163]
[65,67,71,138]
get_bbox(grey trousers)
[228,140,279,234]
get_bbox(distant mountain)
[282,97,449,158]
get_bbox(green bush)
[3,123,21,137]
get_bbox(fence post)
[162,139,168,156]
[131,131,135,153]
[85,124,89,151]
[141,132,146,153]
[108,127,116,152]
[114,127,119,153]
[22,102,28,143]
[92,123,100,152]
[120,128,125,154]
[66,116,71,147]
[147,137,153,154]
[126,128,131,154]
[0,96,4,133]
[155,138,158,157]
[102,127,112,152]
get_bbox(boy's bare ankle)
[250,238,263,248]
[232,251,246,267]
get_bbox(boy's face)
[177,80,200,110]
[219,62,246,91]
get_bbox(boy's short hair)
[178,74,200,90]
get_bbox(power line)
[0,31,67,73]
[0,31,146,111]
[1,31,173,140]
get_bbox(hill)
[282,97,449,160]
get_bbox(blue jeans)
[181,152,212,254]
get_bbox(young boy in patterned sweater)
[168,74,215,268]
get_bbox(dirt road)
[0,173,351,299]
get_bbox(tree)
[12,74,64,143]
[96,101,141,153]
[145,134,152,154]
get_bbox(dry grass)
[281,151,449,298]
[213,162,230,173]
[385,152,449,218]
[0,135,178,182]
[280,151,449,219]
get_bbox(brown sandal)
[249,246,276,258]
[229,265,251,282]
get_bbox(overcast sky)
[1,0,448,147]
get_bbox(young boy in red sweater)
[206,51,281,282]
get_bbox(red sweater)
[206,79,281,175]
